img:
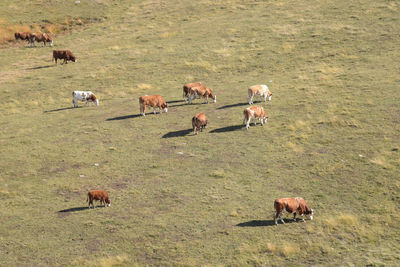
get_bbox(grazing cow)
[139,95,168,116]
[14,32,34,45]
[192,112,207,135]
[72,91,99,107]
[53,50,76,64]
[183,82,205,102]
[243,106,268,130]
[248,84,272,104]
[31,33,53,46]
[87,190,111,208]
[188,86,216,104]
[274,197,313,225]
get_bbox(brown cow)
[183,82,205,102]
[14,32,34,45]
[139,95,168,116]
[274,197,313,225]
[188,86,216,104]
[31,33,53,46]
[243,106,268,130]
[87,190,111,208]
[52,50,76,64]
[192,112,207,135]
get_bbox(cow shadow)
[237,219,297,227]
[162,128,193,138]
[209,124,245,133]
[106,114,142,121]
[27,65,54,70]
[169,102,204,108]
[217,102,249,110]
[44,106,81,113]
[58,206,89,213]
[167,100,185,104]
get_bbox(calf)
[72,91,99,107]
[87,190,111,208]
[248,84,272,104]
[192,112,207,135]
[139,95,168,116]
[53,50,76,64]
[183,82,205,102]
[31,33,53,46]
[243,106,268,130]
[188,86,216,104]
[274,197,313,225]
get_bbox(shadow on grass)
[58,206,90,213]
[217,102,248,110]
[167,100,185,104]
[162,128,192,138]
[44,106,81,113]
[209,124,245,133]
[106,114,142,121]
[169,102,204,108]
[237,219,297,227]
[27,65,54,70]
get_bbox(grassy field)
[0,0,399,265]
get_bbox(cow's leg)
[73,99,78,107]
[301,214,305,222]
[279,213,285,224]
[274,211,279,225]
[153,107,157,114]
[246,118,251,130]
[293,212,297,221]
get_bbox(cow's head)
[305,207,313,220]
[162,102,168,113]
[268,91,272,101]
[105,196,111,207]
[263,114,269,124]
[70,55,76,62]
[88,94,99,106]
[207,88,216,103]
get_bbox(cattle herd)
[14,31,314,225]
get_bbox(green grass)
[1,0,399,265]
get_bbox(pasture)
[0,0,399,265]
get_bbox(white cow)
[72,91,99,107]
[248,84,272,104]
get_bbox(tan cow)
[188,86,216,104]
[139,95,168,116]
[192,112,207,135]
[248,84,272,104]
[274,197,313,225]
[87,190,111,208]
[183,82,205,102]
[243,106,268,130]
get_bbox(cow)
[274,197,313,225]
[248,84,272,104]
[72,91,99,107]
[188,86,216,104]
[139,95,168,116]
[243,106,268,130]
[87,190,111,208]
[14,32,34,45]
[31,33,53,46]
[192,112,207,135]
[183,82,205,102]
[53,50,76,64]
